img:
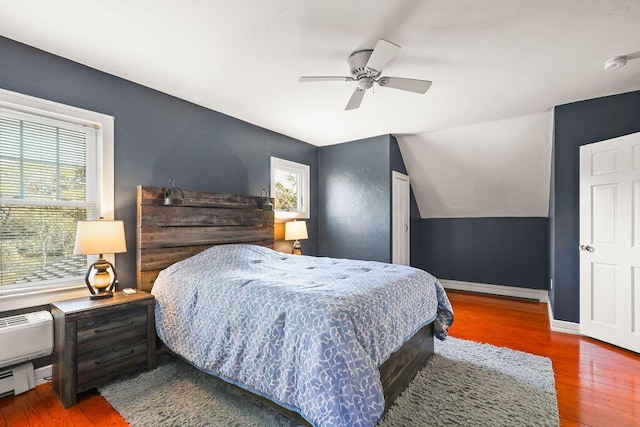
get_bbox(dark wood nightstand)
[51,291,155,408]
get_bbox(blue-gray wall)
[318,136,391,262]
[550,90,640,322]
[0,36,319,288]
[418,217,549,289]
[318,135,419,263]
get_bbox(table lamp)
[73,218,127,299]
[284,220,308,255]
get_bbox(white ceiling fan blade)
[345,88,365,110]
[299,76,354,82]
[365,39,401,74]
[377,77,432,94]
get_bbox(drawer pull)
[95,349,134,365]
[94,320,134,333]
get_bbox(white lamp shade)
[284,220,308,241]
[73,220,127,255]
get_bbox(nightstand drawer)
[76,338,148,391]
[77,307,147,352]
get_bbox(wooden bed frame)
[136,185,434,425]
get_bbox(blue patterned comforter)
[152,244,453,427]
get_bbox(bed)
[136,185,453,427]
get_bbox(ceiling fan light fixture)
[604,56,627,71]
[358,77,374,90]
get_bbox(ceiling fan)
[299,39,432,111]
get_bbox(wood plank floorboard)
[1,290,639,426]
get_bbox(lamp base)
[84,258,117,300]
[90,291,114,300]
[292,240,302,256]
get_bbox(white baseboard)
[440,279,549,303]
[35,365,52,386]
[441,279,582,335]
[547,302,581,335]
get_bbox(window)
[0,89,114,310]
[270,157,310,219]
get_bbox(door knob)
[579,244,595,252]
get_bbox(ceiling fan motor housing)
[349,50,380,79]
[349,50,379,91]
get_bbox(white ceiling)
[1,0,639,217]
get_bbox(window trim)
[0,88,115,312]
[270,156,310,220]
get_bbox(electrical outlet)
[550,279,553,291]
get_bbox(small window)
[270,157,310,219]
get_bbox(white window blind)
[0,109,98,288]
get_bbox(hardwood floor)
[1,290,639,426]
[448,291,640,427]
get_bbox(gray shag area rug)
[99,337,559,426]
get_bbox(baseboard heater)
[0,311,53,396]
[0,362,36,397]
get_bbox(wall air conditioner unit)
[0,311,53,369]
[0,311,53,396]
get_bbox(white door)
[579,131,640,353]
[392,171,410,265]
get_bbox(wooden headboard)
[136,185,274,292]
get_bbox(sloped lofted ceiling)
[1,0,639,218]
[398,112,553,218]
